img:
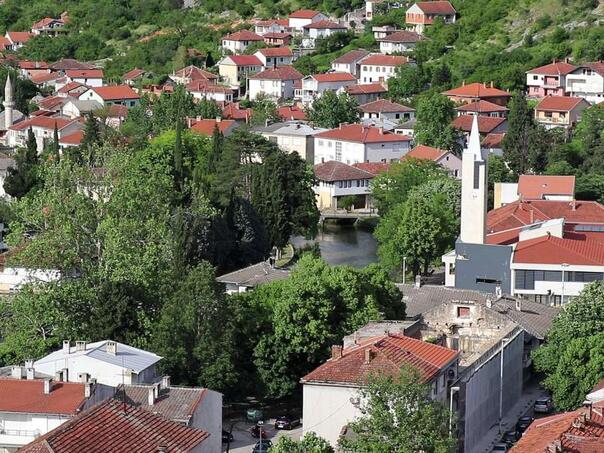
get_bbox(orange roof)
[223,102,252,121]
[255,18,289,27]
[189,119,236,136]
[314,160,375,182]
[536,95,587,112]
[122,68,146,80]
[0,378,86,414]
[10,116,76,132]
[289,9,322,19]
[227,55,263,66]
[456,100,508,113]
[482,132,505,148]
[518,175,575,200]
[379,30,424,43]
[107,104,129,118]
[250,66,303,80]
[302,334,459,385]
[359,99,414,114]
[223,30,263,42]
[361,54,409,66]
[59,130,84,146]
[414,1,456,15]
[173,65,217,81]
[452,115,506,134]
[185,81,232,94]
[6,31,33,43]
[332,49,370,65]
[0,36,11,48]
[346,82,388,95]
[91,85,140,101]
[256,47,293,57]
[278,105,307,121]
[303,20,346,30]
[527,61,577,76]
[352,162,390,175]
[18,60,50,70]
[514,234,604,266]
[311,72,357,82]
[57,81,86,94]
[405,145,447,161]
[315,124,411,143]
[30,72,61,84]
[66,69,103,79]
[443,82,511,99]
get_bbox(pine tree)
[52,123,60,161]
[4,129,40,198]
[503,92,535,175]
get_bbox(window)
[476,277,502,284]
[335,141,342,161]
[457,306,470,318]
[318,140,324,146]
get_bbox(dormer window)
[457,306,470,318]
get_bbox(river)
[292,223,379,268]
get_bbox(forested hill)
[0,0,602,87]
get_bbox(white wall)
[365,140,410,162]
[0,412,70,450]
[191,389,222,453]
[566,71,604,104]
[360,64,398,83]
[379,41,416,54]
[70,77,103,87]
[249,79,296,101]
[0,267,60,293]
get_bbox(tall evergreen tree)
[4,129,40,199]
[502,92,535,175]
[51,123,60,161]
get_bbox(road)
[222,418,303,453]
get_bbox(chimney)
[378,127,384,135]
[43,378,52,394]
[106,340,117,355]
[515,299,522,312]
[154,382,161,399]
[26,367,35,380]
[162,375,171,389]
[530,209,534,224]
[75,341,87,352]
[415,274,422,288]
[54,370,63,382]
[490,81,494,88]
[11,366,24,379]
[215,116,221,123]
[62,368,69,382]
[546,440,562,453]
[364,348,374,364]
[584,400,593,420]
[496,286,503,298]
[331,345,343,359]
[148,386,155,406]
[486,298,492,308]
[84,381,94,398]
[78,372,90,383]
[462,80,465,86]
[63,340,70,354]
[571,199,576,211]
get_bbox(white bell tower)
[3,74,14,131]
[460,115,488,244]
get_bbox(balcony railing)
[0,428,41,437]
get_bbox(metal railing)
[0,428,41,437]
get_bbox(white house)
[65,69,104,87]
[254,19,289,35]
[4,32,32,51]
[254,47,294,68]
[359,99,415,122]
[302,20,346,49]
[526,60,576,98]
[254,121,327,161]
[218,55,263,89]
[288,10,328,33]
[34,340,162,388]
[299,72,357,105]
[61,99,103,119]
[301,334,459,447]
[566,62,604,104]
[216,261,290,294]
[185,81,234,103]
[248,66,303,101]
[331,50,370,77]
[378,30,424,54]
[359,54,409,83]
[404,145,462,179]
[7,117,82,153]
[343,82,388,105]
[313,160,375,210]
[221,30,263,54]
[314,124,412,164]
[78,85,140,107]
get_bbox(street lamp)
[403,256,407,285]
[561,263,569,306]
[449,386,460,437]
[499,337,510,435]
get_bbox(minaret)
[3,74,14,131]
[460,115,488,244]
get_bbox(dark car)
[275,414,301,430]
[534,397,553,414]
[222,429,234,443]
[516,416,534,433]
[502,430,520,445]
[252,439,273,453]
[491,443,508,453]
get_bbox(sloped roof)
[278,105,307,121]
[122,68,146,80]
[10,116,76,132]
[311,72,357,82]
[513,234,604,266]
[66,69,103,79]
[360,54,409,66]
[57,81,86,95]
[35,340,162,374]
[189,119,236,136]
[443,82,511,98]
[315,124,411,143]
[289,9,322,19]
[255,47,293,57]
[173,65,217,81]
[332,49,370,64]
[90,85,140,101]
[50,59,95,71]
[518,175,575,200]
[482,132,505,148]
[579,61,604,77]
[30,72,62,84]
[302,334,459,385]
[405,145,447,161]
[222,102,252,121]
[535,95,587,112]
[452,115,507,133]
[314,160,375,182]
[352,162,390,175]
[0,378,86,415]
[527,61,577,76]
[216,261,290,286]
[379,30,424,43]
[6,31,33,43]
[19,398,209,453]
[59,130,84,146]
[303,20,346,30]
[359,99,414,114]
[489,297,560,340]
[414,1,456,15]
[250,65,303,80]
[18,60,50,70]
[223,30,263,41]
[456,100,508,113]
[226,55,263,66]
[396,284,491,319]
[346,82,388,95]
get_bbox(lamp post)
[403,256,407,285]
[499,337,510,435]
[449,386,460,437]
[561,263,569,306]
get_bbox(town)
[0,0,603,452]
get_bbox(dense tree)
[271,433,334,453]
[198,98,221,119]
[339,366,455,453]
[414,92,461,153]
[502,92,535,175]
[250,94,281,127]
[306,90,360,129]
[3,129,40,199]
[388,65,425,100]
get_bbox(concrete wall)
[454,242,513,294]
[191,389,222,453]
[0,412,70,451]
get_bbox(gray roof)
[488,297,560,340]
[254,121,327,137]
[397,118,416,129]
[64,99,103,112]
[216,261,290,287]
[361,117,400,131]
[398,284,492,319]
[0,109,25,132]
[34,340,162,373]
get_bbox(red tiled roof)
[404,145,447,161]
[513,234,604,265]
[332,49,370,65]
[278,105,307,121]
[6,31,33,43]
[0,36,9,49]
[91,85,140,101]
[359,99,414,114]
[223,102,252,121]
[250,65,303,80]
[452,115,506,134]
[414,1,456,15]
[255,19,289,27]
[173,65,218,81]
[122,68,146,80]
[107,104,129,118]
[10,116,75,132]
[510,402,604,453]
[312,72,357,82]
[302,334,459,385]
[482,132,505,148]
[50,59,95,71]
[65,69,103,79]
[18,60,50,70]
[536,95,587,112]
[256,47,293,57]
[303,20,346,30]
[57,81,85,95]
[580,62,604,77]
[527,61,577,76]
[185,80,232,94]
[315,124,412,143]
[314,160,375,182]
[30,72,61,84]
[37,95,68,111]
[223,30,263,42]
[118,385,206,422]
[289,9,322,19]
[32,17,64,30]
[19,398,209,453]
[360,54,409,66]
[379,30,424,43]
[346,82,388,95]
[227,55,263,66]
[443,82,511,98]
[518,175,575,200]
[456,100,508,113]
[352,162,390,175]
[262,32,292,39]
[59,130,84,145]
[0,378,86,414]
[189,119,236,136]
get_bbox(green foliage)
[339,366,455,453]
[338,195,356,212]
[271,432,334,453]
[315,31,355,54]
[388,65,426,101]
[306,90,360,129]
[502,92,537,175]
[414,92,461,153]
[4,129,40,199]
[250,94,281,127]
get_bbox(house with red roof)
[566,61,604,104]
[31,16,67,36]
[405,1,456,34]
[494,175,575,208]
[17,60,50,79]
[534,95,590,129]
[170,65,218,85]
[288,10,328,33]
[443,82,512,106]
[359,53,409,83]
[526,60,576,98]
[299,72,357,104]
[452,114,507,147]
[302,20,346,49]
[189,118,238,137]
[4,31,33,51]
[221,29,263,54]
[222,102,253,123]
[278,105,307,122]
[56,81,88,98]
[343,82,388,104]
[301,333,459,446]
[65,69,104,87]
[254,121,327,161]
[254,18,290,35]
[378,29,424,54]
[218,55,263,89]
[185,81,234,103]
[19,398,211,453]
[79,85,140,107]
[331,49,370,77]
[254,47,294,68]
[404,145,461,178]
[262,31,293,47]
[7,116,82,152]
[314,124,412,164]
[359,99,415,123]
[59,130,84,149]
[248,66,304,101]
[121,68,150,86]
[313,160,375,209]
[455,99,508,118]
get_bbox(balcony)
[0,428,41,448]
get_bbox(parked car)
[252,439,273,453]
[222,430,234,443]
[534,397,553,414]
[516,416,534,433]
[492,443,508,452]
[247,408,264,422]
[502,430,520,445]
[275,414,301,430]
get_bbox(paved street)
[222,418,303,453]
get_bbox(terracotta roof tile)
[311,72,357,82]
[173,65,217,81]
[289,9,322,19]
[18,60,50,70]
[452,115,506,133]
[581,62,604,77]
[59,130,83,145]
[122,68,146,80]
[456,100,508,113]
[513,234,604,266]
[50,59,95,71]
[6,31,33,43]
[482,132,505,148]
[0,378,86,415]
[527,61,577,76]
[90,85,140,101]
[404,145,447,161]
[262,32,292,39]
[30,72,61,84]
[250,65,303,80]
[360,54,409,66]
[255,19,289,27]
[303,20,346,30]
[226,55,262,66]
[315,124,411,143]
[65,69,103,79]
[352,162,390,175]
[256,47,293,57]
[536,95,587,112]
[346,82,388,95]
[379,30,424,43]
[118,385,206,422]
[189,119,236,136]
[443,82,511,98]
[107,104,129,118]
[332,49,370,64]
[223,30,263,42]
[10,116,76,132]
[414,1,456,15]
[223,102,252,121]
[278,105,307,121]
[314,160,376,182]
[359,99,414,113]
[518,175,575,200]
[57,81,86,95]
